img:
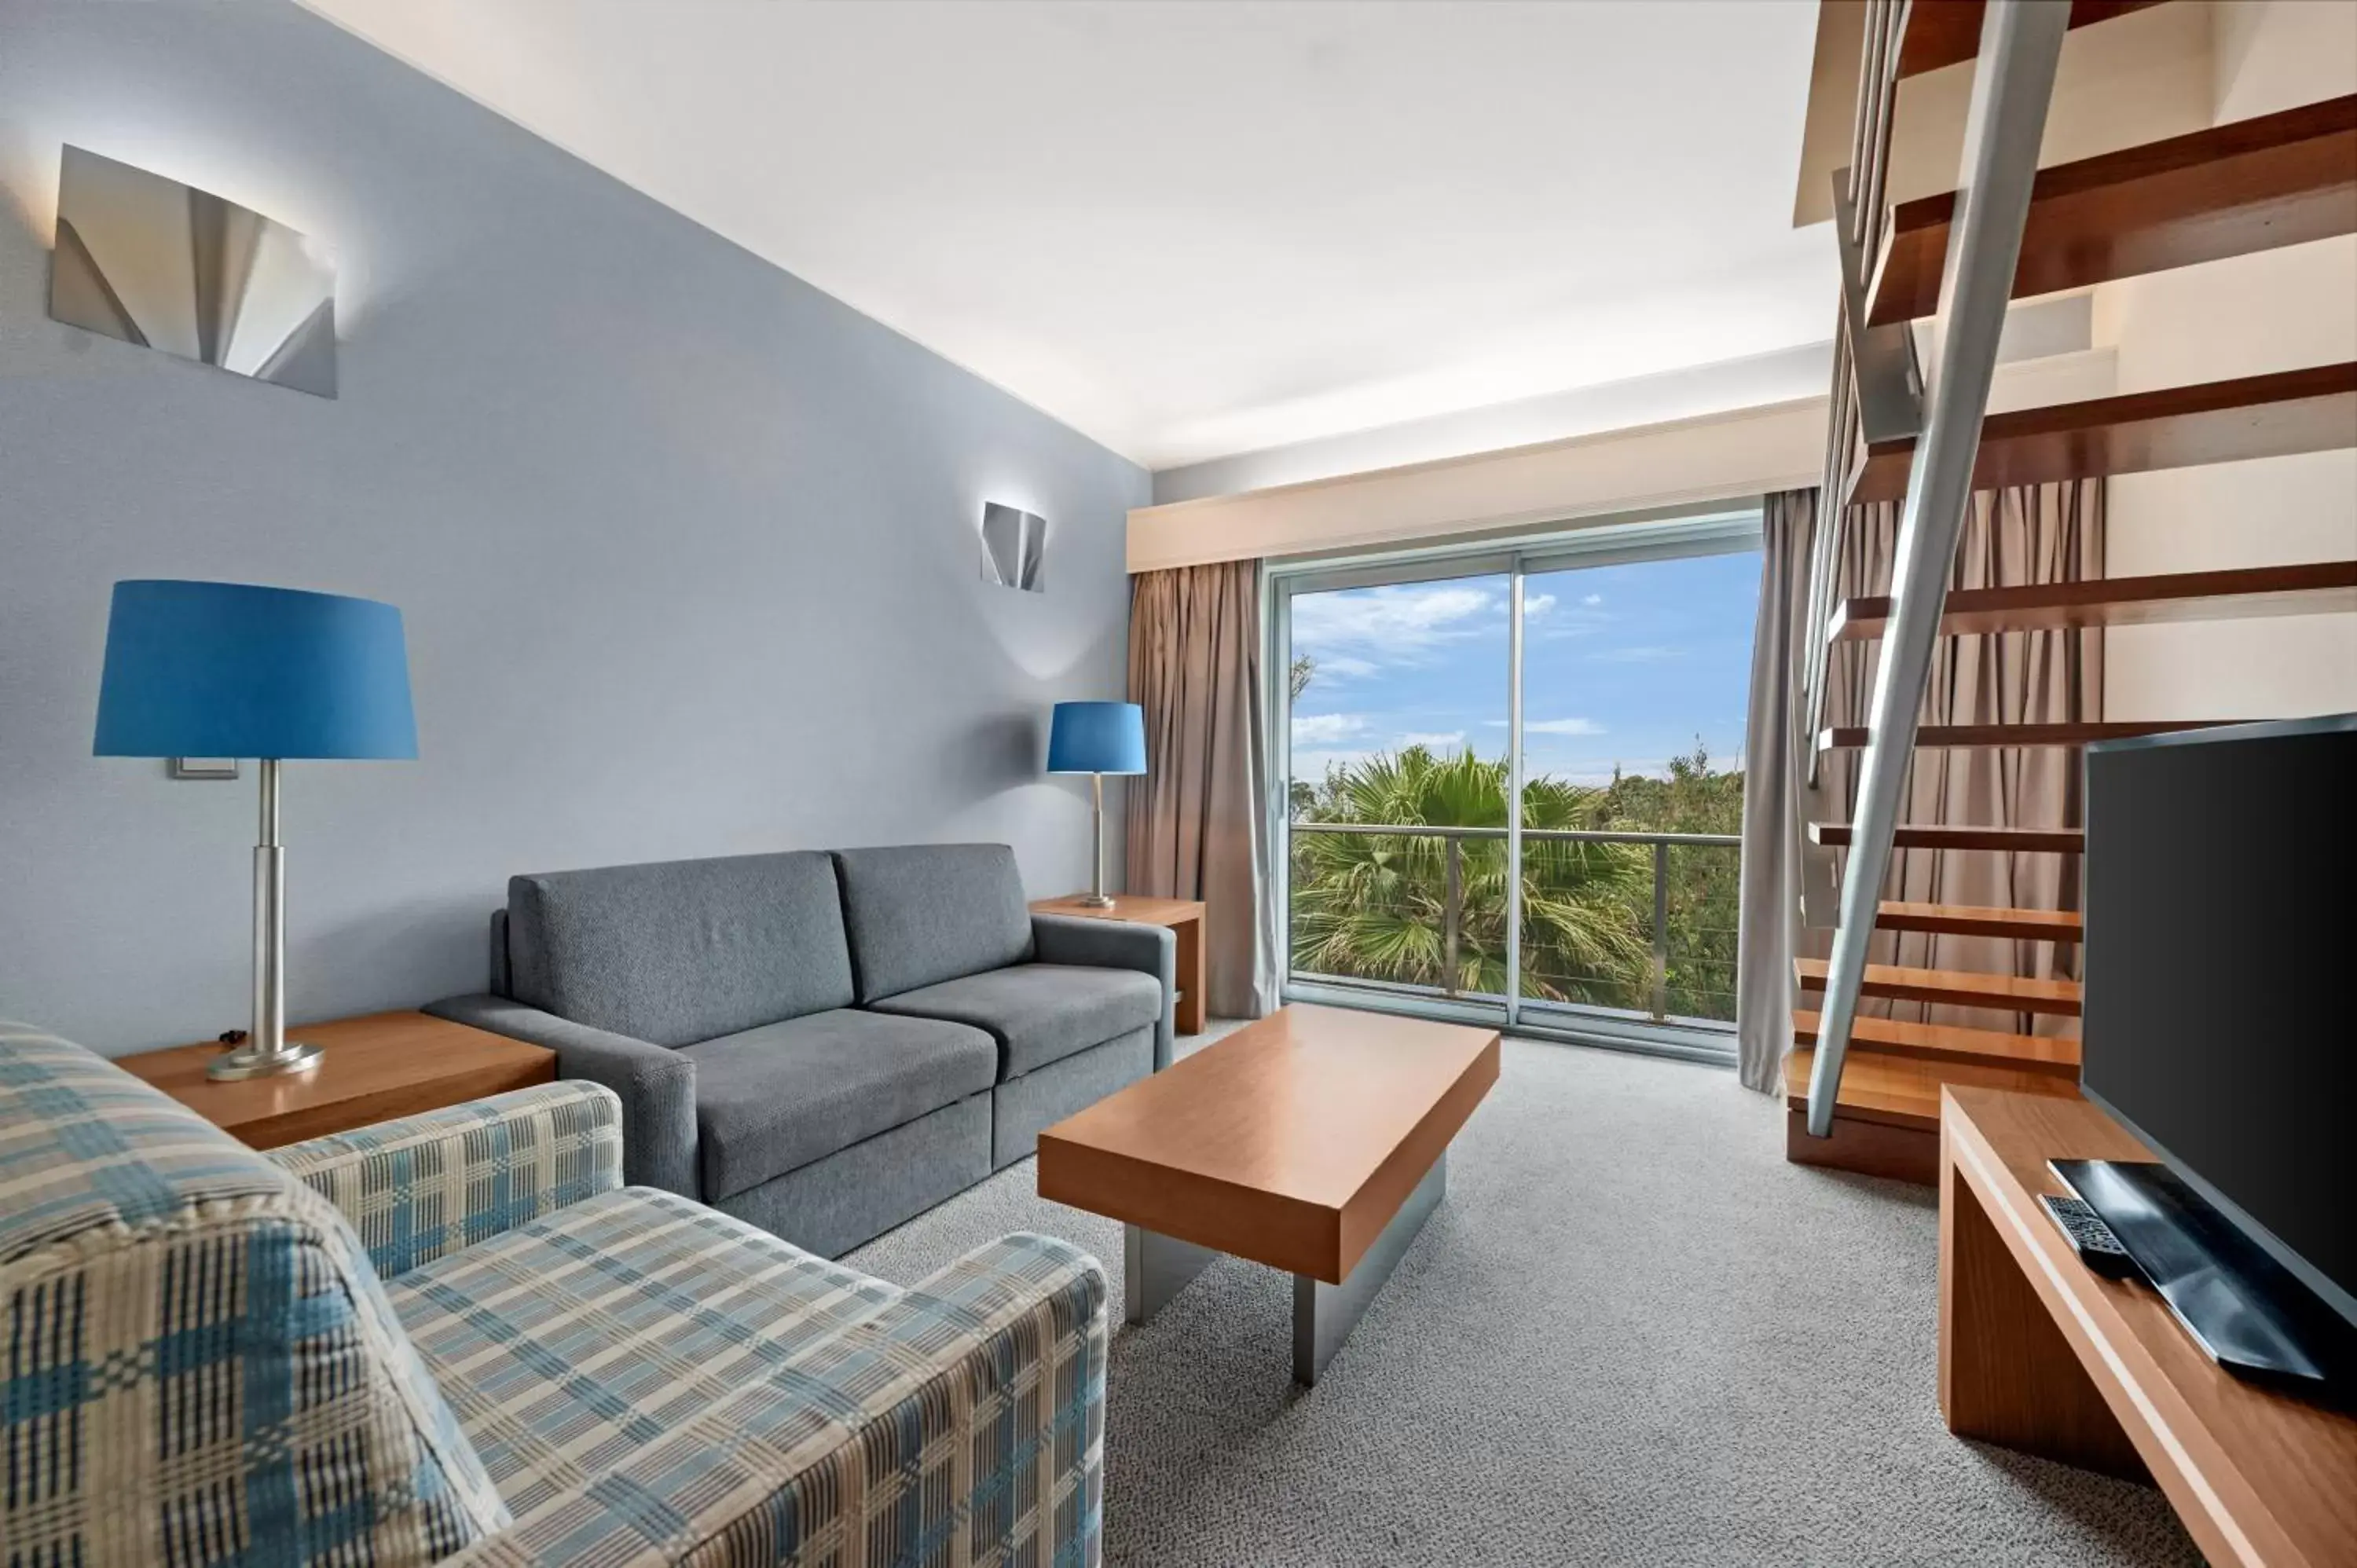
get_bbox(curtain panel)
[1125,561,1279,1020]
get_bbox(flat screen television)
[2080,713,2357,1372]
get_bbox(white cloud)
[1289,583,1500,663]
[1582,593,1604,607]
[1522,592,1556,620]
[1291,712,1368,746]
[1308,654,1380,682]
[1587,645,1684,664]
[1397,730,1467,750]
[1524,716,1606,736]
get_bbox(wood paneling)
[1797,957,2082,1016]
[1819,720,2209,749]
[1787,1105,1939,1185]
[1795,1009,2080,1075]
[1032,894,1208,1034]
[1941,1088,2357,1566]
[118,1010,555,1149]
[1868,96,2357,324]
[1893,0,2165,79]
[1830,562,2357,642]
[1036,1004,1498,1283]
[1812,822,2085,853]
[1875,900,2084,942]
[1846,362,2357,505]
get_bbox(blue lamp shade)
[1047,701,1146,775]
[94,581,418,760]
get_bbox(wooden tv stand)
[1940,1087,2357,1566]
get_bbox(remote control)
[2040,1193,2139,1280]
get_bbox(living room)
[2,2,2353,1565]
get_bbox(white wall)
[2095,0,2357,724]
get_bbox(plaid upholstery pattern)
[269,1081,624,1280]
[0,1021,511,1566]
[394,1193,1107,1568]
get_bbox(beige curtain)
[1126,561,1279,1019]
[1735,489,1813,1092]
[1825,478,2106,1035]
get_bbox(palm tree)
[1288,746,1655,1006]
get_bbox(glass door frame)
[1266,504,1764,1064]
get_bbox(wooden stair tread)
[1817,720,2207,749]
[1795,957,2083,1016]
[1866,96,2357,324]
[1812,822,2084,852]
[1846,362,2357,506]
[1828,561,2357,643]
[1893,0,2165,79]
[1794,1009,2080,1074]
[1783,1046,2078,1132]
[1875,900,2083,941]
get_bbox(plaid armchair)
[0,1021,1107,1567]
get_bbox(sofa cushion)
[680,1009,997,1200]
[506,850,854,1047]
[384,1185,902,1517]
[834,843,1034,1002]
[869,962,1164,1079]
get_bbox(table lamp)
[1047,700,1146,908]
[95,581,417,1079]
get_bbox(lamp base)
[1076,892,1117,910]
[207,1039,323,1080]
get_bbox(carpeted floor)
[845,1026,2202,1566]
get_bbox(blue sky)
[1288,548,1761,787]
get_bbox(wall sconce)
[49,145,337,398]
[981,502,1047,592]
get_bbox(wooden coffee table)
[1036,1003,1500,1383]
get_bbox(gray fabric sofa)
[428,843,1171,1256]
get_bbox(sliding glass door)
[1273,514,1761,1059]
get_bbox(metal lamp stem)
[1080,770,1116,908]
[210,757,321,1079]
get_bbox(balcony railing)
[1285,822,1742,1026]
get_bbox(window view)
[1284,538,1759,1031]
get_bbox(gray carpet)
[845,1028,2201,1566]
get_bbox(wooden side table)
[117,1009,555,1149]
[1031,894,1208,1035]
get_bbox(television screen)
[2082,716,2357,1329]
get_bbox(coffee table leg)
[1125,1224,1219,1324]
[1292,1152,1446,1385]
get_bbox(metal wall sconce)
[981,503,1047,592]
[49,145,338,398]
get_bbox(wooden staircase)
[1787,0,2357,1185]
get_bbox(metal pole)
[211,757,321,1079]
[1443,837,1462,996]
[1806,0,2067,1137]
[1080,771,1114,907]
[1651,839,1670,1021]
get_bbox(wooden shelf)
[1828,561,2357,643]
[1818,720,2209,749]
[1796,957,2083,1016]
[1795,1009,2080,1075]
[1877,900,2083,941]
[1866,96,2357,324]
[1846,362,2357,506]
[1783,1046,2077,1131]
[1893,0,2165,79]
[1811,822,2084,853]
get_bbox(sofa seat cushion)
[870,962,1163,1080]
[680,1009,996,1201]
[385,1185,901,1518]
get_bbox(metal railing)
[1285,822,1741,1026]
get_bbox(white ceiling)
[300,0,1833,471]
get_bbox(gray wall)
[0,1,1148,1055]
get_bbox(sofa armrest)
[424,994,698,1197]
[1033,912,1176,1068]
[269,1081,621,1281]
[447,1233,1107,1568]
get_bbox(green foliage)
[1288,738,1743,1020]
